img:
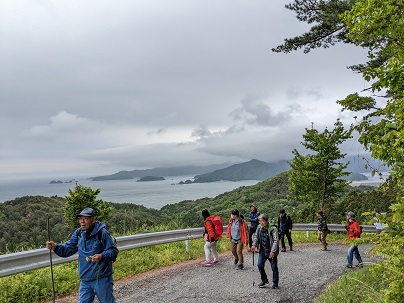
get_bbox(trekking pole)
[252,250,255,286]
[47,216,56,303]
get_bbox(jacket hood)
[89,221,105,236]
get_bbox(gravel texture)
[48,243,379,303]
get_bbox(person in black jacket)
[316,210,329,251]
[247,204,260,252]
[277,209,293,252]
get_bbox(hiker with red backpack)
[226,209,249,270]
[201,209,222,266]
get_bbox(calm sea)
[0,176,260,209]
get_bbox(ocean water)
[0,176,260,209]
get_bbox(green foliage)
[64,184,113,228]
[315,266,387,303]
[161,172,293,227]
[272,0,354,54]
[288,119,352,213]
[0,196,71,253]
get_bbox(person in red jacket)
[345,211,363,268]
[201,209,220,266]
[226,209,249,270]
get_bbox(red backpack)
[210,216,223,238]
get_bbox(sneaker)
[237,264,244,270]
[281,248,286,252]
[321,247,327,251]
[212,260,219,264]
[258,281,269,288]
[272,284,279,289]
[234,259,239,265]
[346,264,352,268]
[201,260,213,266]
[356,262,363,268]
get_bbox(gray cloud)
[0,0,370,180]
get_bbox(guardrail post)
[306,230,309,238]
[185,239,190,252]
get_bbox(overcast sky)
[0,0,369,180]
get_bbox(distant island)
[136,176,165,182]
[49,179,75,184]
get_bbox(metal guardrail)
[0,224,376,278]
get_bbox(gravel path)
[49,243,378,303]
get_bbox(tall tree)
[64,184,113,228]
[288,119,352,213]
[275,0,404,300]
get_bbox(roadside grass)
[315,264,387,303]
[0,231,361,303]
[0,238,226,303]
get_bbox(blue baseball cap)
[76,207,96,218]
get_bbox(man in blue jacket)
[46,207,119,303]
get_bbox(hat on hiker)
[249,204,257,209]
[77,207,96,218]
[346,211,355,219]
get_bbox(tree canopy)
[288,119,352,214]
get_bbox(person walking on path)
[247,204,260,252]
[345,211,363,268]
[277,209,293,252]
[46,207,119,303]
[251,213,280,289]
[226,209,248,270]
[373,213,383,234]
[316,210,329,251]
[201,209,220,266]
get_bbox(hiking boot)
[321,247,327,251]
[272,284,279,289]
[258,281,268,288]
[237,264,244,270]
[281,248,286,252]
[356,262,363,268]
[201,260,213,266]
[234,259,239,265]
[346,264,352,268]
[212,260,219,264]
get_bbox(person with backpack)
[46,207,119,303]
[226,209,249,270]
[345,211,363,268]
[201,209,221,266]
[247,204,260,252]
[277,209,293,252]
[251,213,279,289]
[316,210,329,251]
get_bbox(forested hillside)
[0,172,398,254]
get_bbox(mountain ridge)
[90,154,386,182]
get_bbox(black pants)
[248,227,257,248]
[280,230,293,249]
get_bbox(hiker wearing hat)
[251,214,279,289]
[345,211,363,268]
[226,209,249,270]
[247,204,260,252]
[46,207,119,303]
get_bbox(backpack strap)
[76,228,103,243]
